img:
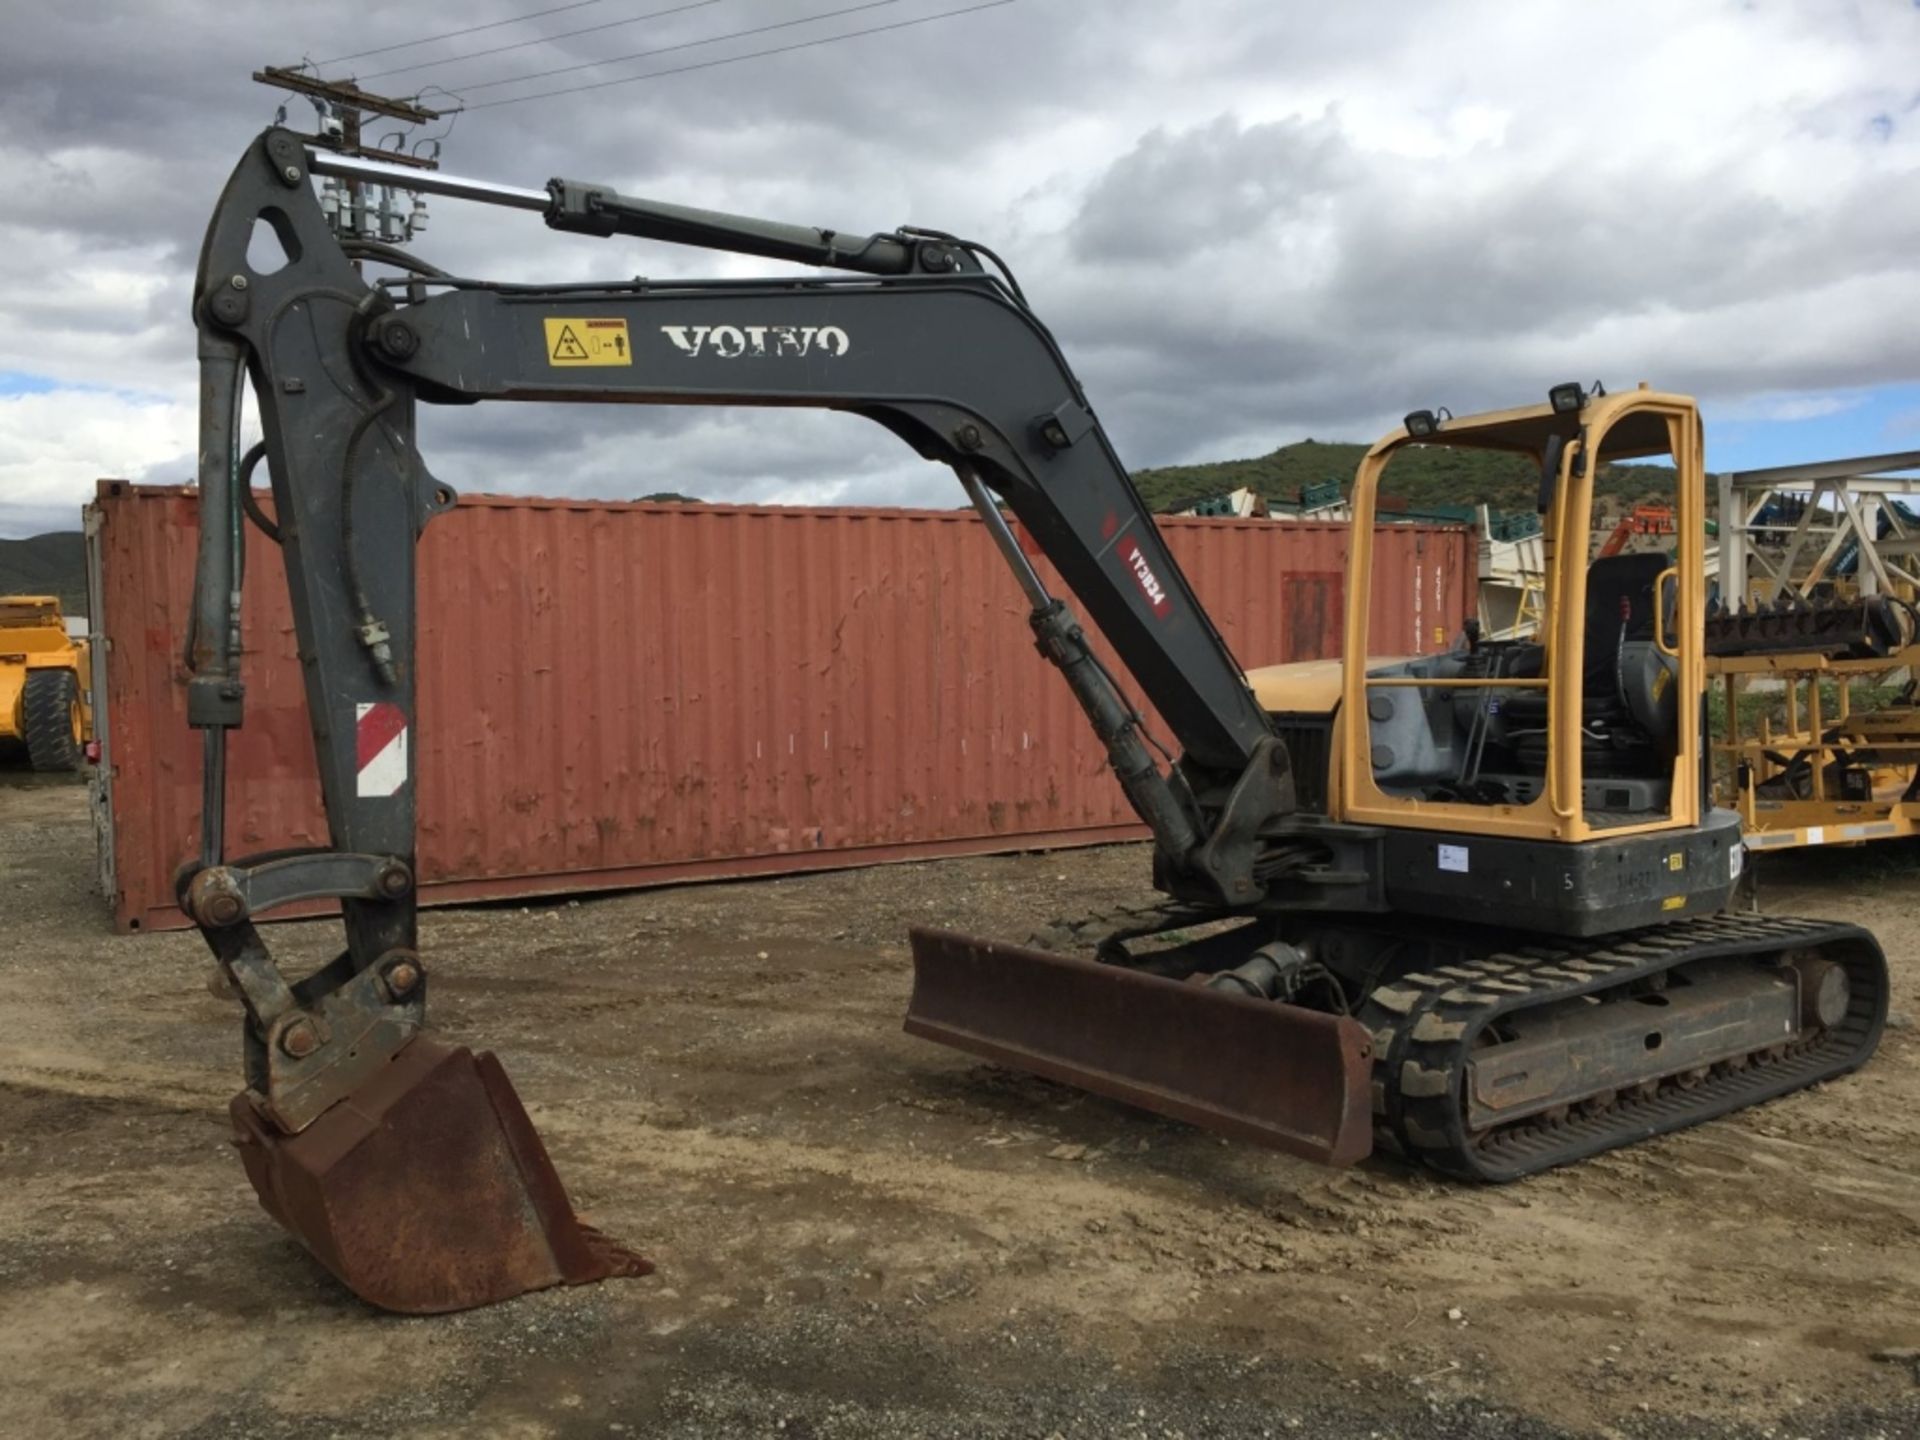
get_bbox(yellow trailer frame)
[1710,646,1920,852]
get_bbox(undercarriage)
[910,904,1888,1182]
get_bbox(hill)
[0,444,1687,624]
[1132,439,1684,518]
[0,533,87,614]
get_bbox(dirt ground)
[3,772,1919,1440]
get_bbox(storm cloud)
[2,0,1917,534]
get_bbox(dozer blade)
[229,1035,652,1314]
[905,928,1374,1165]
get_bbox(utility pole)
[253,66,449,242]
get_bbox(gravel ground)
[3,768,1918,1439]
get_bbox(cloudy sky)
[3,0,1918,536]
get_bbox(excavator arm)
[181,130,1370,1313]
[190,132,1314,925]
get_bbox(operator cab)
[1364,552,1680,818]
[1341,386,1706,844]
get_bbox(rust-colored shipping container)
[87,483,1472,933]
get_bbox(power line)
[455,0,900,98]
[357,0,729,82]
[255,66,444,127]
[251,67,446,249]
[466,0,1019,111]
[315,0,611,68]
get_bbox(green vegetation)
[1131,439,1682,517]
[1706,677,1911,792]
[1708,678,1907,742]
[0,533,86,613]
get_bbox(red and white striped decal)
[355,701,409,798]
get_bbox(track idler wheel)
[229,1036,651,1313]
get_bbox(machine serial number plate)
[1437,843,1469,874]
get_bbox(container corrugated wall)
[89,483,1472,933]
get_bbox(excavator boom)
[183,130,1364,1311]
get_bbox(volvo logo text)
[660,324,850,358]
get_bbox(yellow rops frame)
[1337,389,1707,844]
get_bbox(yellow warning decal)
[1662,894,1686,910]
[1668,852,1684,872]
[544,317,631,367]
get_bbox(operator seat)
[1505,552,1678,780]
[1582,552,1670,701]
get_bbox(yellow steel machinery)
[0,595,92,771]
[1715,652,1920,854]
[1707,451,1920,853]
[1187,383,1891,1178]
[1328,387,1711,852]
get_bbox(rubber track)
[1356,912,1888,1182]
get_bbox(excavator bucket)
[905,928,1375,1165]
[228,1035,651,1314]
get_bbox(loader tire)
[23,668,84,772]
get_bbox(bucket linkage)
[196,907,649,1314]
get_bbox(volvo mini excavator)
[181,128,1889,1315]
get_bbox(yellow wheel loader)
[1,595,92,772]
